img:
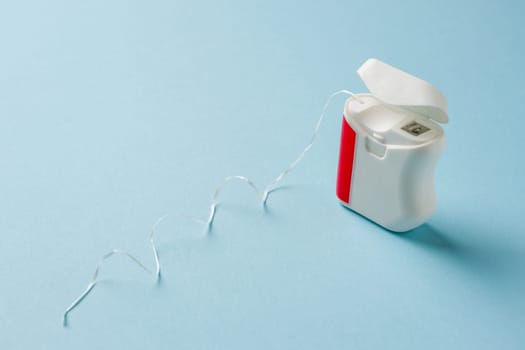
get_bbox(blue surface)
[1,0,524,349]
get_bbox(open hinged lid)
[357,58,448,123]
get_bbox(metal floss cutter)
[336,58,448,232]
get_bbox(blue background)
[1,0,524,349]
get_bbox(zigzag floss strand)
[63,90,361,326]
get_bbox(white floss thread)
[63,89,362,326]
[205,90,362,227]
[63,215,167,326]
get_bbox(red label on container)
[336,116,357,203]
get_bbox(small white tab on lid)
[357,58,448,124]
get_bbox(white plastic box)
[336,59,448,232]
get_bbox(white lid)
[357,58,448,124]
